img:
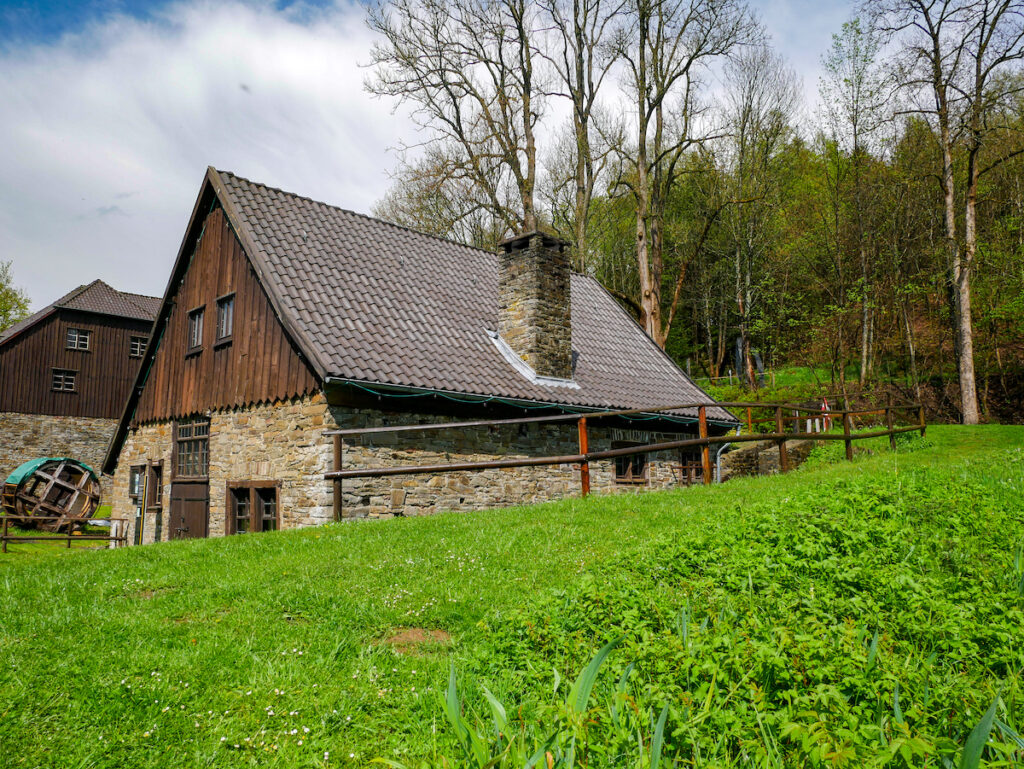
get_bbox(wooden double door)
[169,481,209,539]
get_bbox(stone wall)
[331,408,691,518]
[111,393,334,545]
[110,392,702,543]
[720,438,818,481]
[0,411,116,481]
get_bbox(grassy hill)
[1,426,1022,768]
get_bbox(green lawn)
[1,426,1022,767]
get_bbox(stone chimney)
[498,231,573,380]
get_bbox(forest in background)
[368,0,1024,423]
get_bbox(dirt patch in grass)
[381,627,451,655]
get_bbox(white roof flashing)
[486,329,580,389]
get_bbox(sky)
[0,0,852,310]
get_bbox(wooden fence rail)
[1,515,129,553]
[324,400,926,519]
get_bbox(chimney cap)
[498,230,567,253]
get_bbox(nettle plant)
[378,640,672,769]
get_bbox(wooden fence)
[323,400,926,519]
[1,515,130,553]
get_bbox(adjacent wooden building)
[0,280,160,480]
[104,167,738,545]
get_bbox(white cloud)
[0,0,418,308]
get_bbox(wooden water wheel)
[1,458,102,532]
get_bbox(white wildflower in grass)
[298,740,303,745]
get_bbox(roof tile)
[216,170,735,423]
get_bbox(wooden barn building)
[103,168,737,544]
[0,280,160,480]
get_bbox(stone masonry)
[498,232,573,379]
[111,391,701,544]
[0,411,116,481]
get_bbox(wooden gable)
[0,309,152,419]
[133,205,318,424]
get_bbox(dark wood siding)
[0,310,152,419]
[133,206,318,424]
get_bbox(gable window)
[66,328,90,351]
[51,368,77,392]
[130,336,148,358]
[174,417,209,478]
[613,442,647,484]
[187,307,204,353]
[216,294,234,343]
[226,482,280,534]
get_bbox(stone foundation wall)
[330,408,693,519]
[720,438,818,481]
[110,393,703,543]
[112,393,333,545]
[0,411,116,481]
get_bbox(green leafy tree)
[0,261,30,333]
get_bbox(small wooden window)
[129,465,146,502]
[51,368,77,392]
[613,442,647,484]
[216,294,234,343]
[130,336,148,358]
[66,328,90,351]
[147,462,163,511]
[226,481,280,534]
[677,448,704,486]
[174,417,209,478]
[187,307,204,353]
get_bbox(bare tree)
[367,0,546,236]
[539,0,625,270]
[612,0,755,347]
[873,0,1024,423]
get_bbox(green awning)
[5,458,99,487]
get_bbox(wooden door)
[169,481,209,539]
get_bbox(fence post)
[843,410,853,461]
[2,515,6,554]
[698,406,712,485]
[918,405,927,437]
[577,417,591,497]
[886,406,896,451]
[332,434,343,521]
[746,406,753,433]
[774,405,789,472]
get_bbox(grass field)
[1,426,1022,767]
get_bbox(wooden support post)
[332,434,343,521]
[577,417,591,497]
[843,410,853,461]
[886,406,896,451]
[775,406,789,472]
[698,406,712,484]
[2,515,7,554]
[746,407,753,434]
[919,405,927,437]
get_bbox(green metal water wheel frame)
[1,458,102,532]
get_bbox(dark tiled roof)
[216,171,734,424]
[0,280,160,345]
